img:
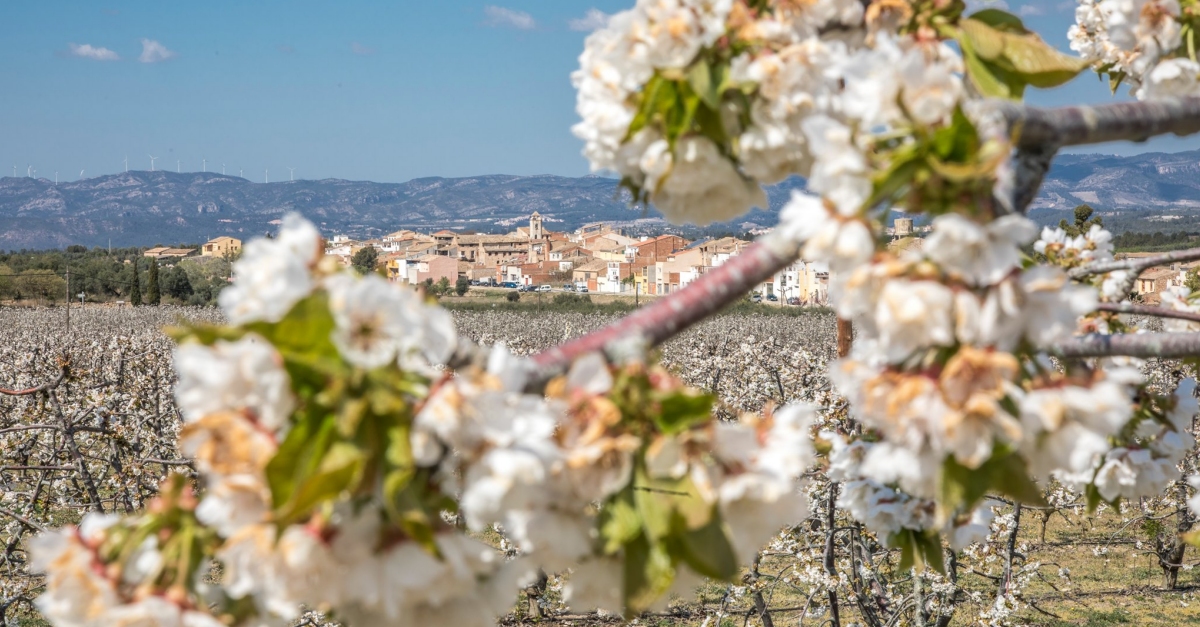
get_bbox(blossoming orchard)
[6,1,1200,626]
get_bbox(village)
[142,212,1200,307]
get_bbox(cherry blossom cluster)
[572,0,965,223]
[1071,0,1200,99]
[417,349,816,614]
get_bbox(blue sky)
[0,1,1194,184]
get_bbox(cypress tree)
[147,258,161,305]
[130,260,142,306]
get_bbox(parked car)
[578,286,589,293]
[750,293,762,303]
[500,281,519,289]
[537,285,552,292]
[767,294,778,302]
[787,297,800,306]
[521,284,538,292]
[563,284,576,291]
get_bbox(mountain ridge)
[4,149,1200,249]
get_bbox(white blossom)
[219,213,321,325]
[173,336,295,433]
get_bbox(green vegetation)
[351,246,378,275]
[1058,203,1104,237]
[147,258,161,305]
[1112,229,1197,252]
[0,246,227,305]
[130,259,143,306]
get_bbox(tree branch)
[1047,332,1200,359]
[530,231,799,375]
[0,363,69,396]
[1069,247,1200,280]
[988,97,1200,149]
[1096,303,1200,323]
[0,507,46,533]
[527,99,1200,375]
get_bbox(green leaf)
[275,441,364,525]
[338,397,370,438]
[694,101,731,151]
[623,533,675,618]
[654,392,714,435]
[989,452,1048,507]
[687,62,720,110]
[265,412,333,510]
[633,467,673,541]
[246,292,339,359]
[672,509,738,581]
[892,530,945,574]
[914,531,946,575]
[959,17,1088,97]
[892,530,916,572]
[968,9,1029,33]
[383,472,440,556]
[940,448,1046,522]
[599,489,643,555]
[867,150,923,209]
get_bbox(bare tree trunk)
[1001,504,1022,598]
[524,569,548,619]
[934,549,959,627]
[1161,484,1196,590]
[824,484,841,627]
[749,555,775,627]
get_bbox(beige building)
[143,247,196,259]
[201,236,242,257]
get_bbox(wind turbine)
[222,163,226,175]
[27,165,32,178]
[264,168,269,183]
[11,166,15,178]
[288,167,295,181]
[124,156,129,173]
[55,171,58,185]
[239,168,243,178]
[79,169,85,180]
[177,160,181,173]
[148,155,158,171]
[202,158,207,173]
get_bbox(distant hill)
[0,171,804,249]
[4,149,1200,249]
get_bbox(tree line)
[1112,229,1197,251]
[0,245,233,306]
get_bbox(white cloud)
[138,39,176,63]
[350,42,375,56]
[568,8,609,32]
[1018,3,1045,16]
[484,5,537,30]
[965,0,1008,10]
[67,43,120,61]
